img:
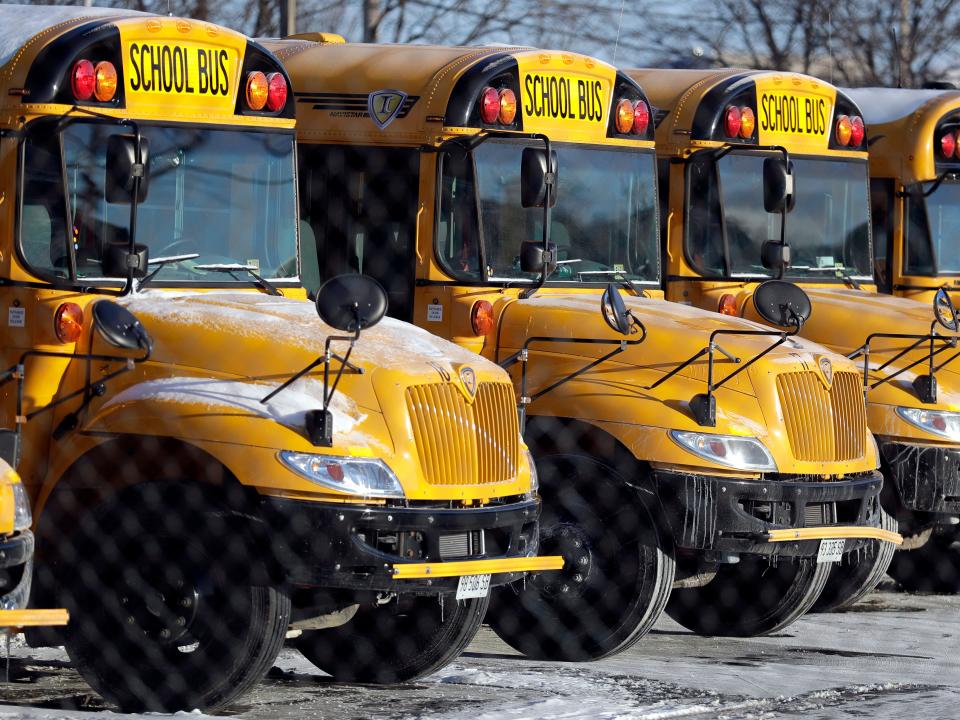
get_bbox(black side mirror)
[601,283,632,335]
[103,241,149,279]
[519,241,558,274]
[761,241,791,271]
[934,287,959,332]
[753,279,812,329]
[316,273,388,332]
[106,134,150,204]
[763,157,795,214]
[91,300,152,350]
[520,147,558,209]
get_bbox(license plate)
[455,574,491,600]
[817,538,846,563]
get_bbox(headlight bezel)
[523,448,538,498]
[896,406,960,441]
[669,430,778,472]
[278,451,405,498]
[11,482,32,532]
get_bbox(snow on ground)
[0,585,957,719]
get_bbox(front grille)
[405,381,519,486]
[776,370,866,462]
[804,502,837,526]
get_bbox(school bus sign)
[755,75,836,151]
[516,56,612,136]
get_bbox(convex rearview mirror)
[520,147,558,209]
[105,134,150,204]
[601,283,633,336]
[315,273,388,332]
[753,280,812,329]
[92,300,152,351]
[934,287,960,332]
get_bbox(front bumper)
[652,470,892,558]
[263,496,561,592]
[881,441,960,514]
[0,530,33,611]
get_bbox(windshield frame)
[903,177,960,278]
[683,149,874,285]
[15,117,302,292]
[432,139,662,289]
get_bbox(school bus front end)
[270,37,894,658]
[846,87,960,305]
[0,8,553,711]
[638,67,960,597]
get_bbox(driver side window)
[21,131,70,278]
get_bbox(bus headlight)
[896,407,960,441]
[670,431,777,472]
[279,452,405,498]
[524,448,539,499]
[11,483,32,532]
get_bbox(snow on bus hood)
[119,291,488,378]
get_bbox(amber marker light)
[498,88,517,124]
[246,71,269,110]
[615,98,634,134]
[71,59,95,101]
[94,61,118,102]
[718,294,738,316]
[739,106,755,138]
[55,303,84,344]
[835,114,852,146]
[471,300,495,335]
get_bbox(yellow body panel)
[271,40,879,488]
[637,67,960,453]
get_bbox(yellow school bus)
[845,87,960,304]
[266,36,900,658]
[636,67,960,595]
[0,6,557,710]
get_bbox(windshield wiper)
[194,264,282,296]
[575,269,644,296]
[135,254,201,292]
[840,271,862,290]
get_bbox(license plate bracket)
[455,573,491,600]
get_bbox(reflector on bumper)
[764,526,903,545]
[391,555,564,579]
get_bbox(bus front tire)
[294,593,487,683]
[63,483,290,713]
[486,451,675,661]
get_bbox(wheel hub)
[120,568,202,645]
[531,523,594,598]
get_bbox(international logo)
[459,366,477,401]
[817,355,833,388]
[368,89,407,129]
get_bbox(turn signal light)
[724,105,742,138]
[55,303,83,344]
[632,100,650,136]
[266,72,288,112]
[836,114,853,146]
[71,59,96,101]
[739,107,755,138]
[498,88,517,124]
[94,61,118,102]
[471,300,495,335]
[245,71,269,111]
[941,132,957,159]
[849,115,865,147]
[615,98,635,134]
[479,86,500,124]
[718,294,738,316]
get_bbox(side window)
[685,156,725,275]
[870,178,894,292]
[299,146,419,321]
[904,187,934,276]
[21,131,69,278]
[437,150,483,280]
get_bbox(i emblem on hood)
[458,366,478,402]
[817,355,833,389]
[368,89,407,129]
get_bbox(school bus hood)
[119,291,504,409]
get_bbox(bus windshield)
[20,121,298,284]
[687,153,873,281]
[438,141,659,285]
[905,180,960,275]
